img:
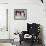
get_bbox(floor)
[19,41,43,46]
[0,41,43,46]
[0,43,13,46]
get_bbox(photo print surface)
[14,9,27,20]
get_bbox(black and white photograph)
[0,0,46,46]
[14,9,27,20]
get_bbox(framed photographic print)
[14,9,27,20]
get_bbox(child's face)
[17,12,20,16]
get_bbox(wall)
[0,4,9,39]
[8,0,46,45]
[9,0,43,37]
[0,0,13,46]
[0,0,8,3]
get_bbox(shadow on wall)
[40,25,45,46]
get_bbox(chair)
[19,23,40,46]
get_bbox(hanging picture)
[14,9,27,20]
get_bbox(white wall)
[8,0,46,45]
[0,0,8,3]
[0,4,9,39]
[0,0,13,46]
